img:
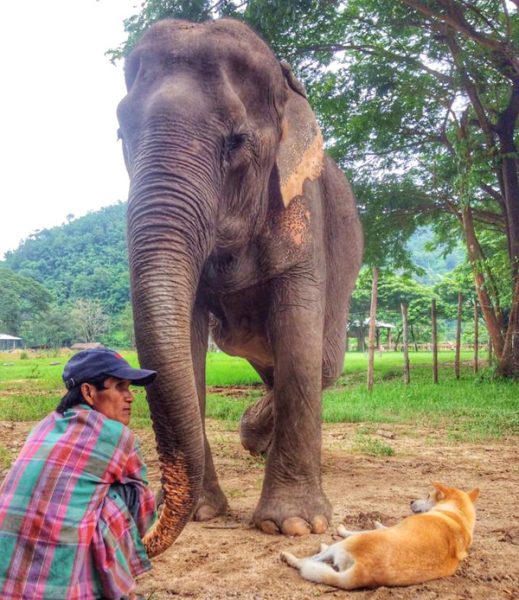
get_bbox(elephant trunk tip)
[144,454,201,557]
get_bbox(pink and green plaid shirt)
[0,404,157,599]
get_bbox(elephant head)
[117,18,325,556]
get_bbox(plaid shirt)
[0,404,156,599]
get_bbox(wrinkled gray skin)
[117,18,363,556]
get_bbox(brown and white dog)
[281,483,479,590]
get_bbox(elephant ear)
[276,61,324,208]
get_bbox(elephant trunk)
[127,130,218,557]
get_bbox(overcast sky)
[0,0,139,259]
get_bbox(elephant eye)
[227,133,248,153]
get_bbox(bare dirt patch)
[1,420,518,599]
[207,385,262,397]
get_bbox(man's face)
[83,377,135,425]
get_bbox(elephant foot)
[193,483,229,521]
[239,391,273,456]
[253,484,331,536]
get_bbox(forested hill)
[3,203,129,313]
[406,229,464,285]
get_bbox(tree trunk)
[461,205,505,358]
[394,330,402,351]
[432,298,438,384]
[401,303,410,384]
[496,82,519,282]
[367,267,378,392]
[410,325,418,352]
[489,74,519,376]
[474,298,479,374]
[358,328,365,352]
[455,292,462,380]
[498,276,519,377]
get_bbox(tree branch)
[500,0,513,39]
[401,0,519,78]
[439,96,457,156]
[445,31,496,148]
[480,183,505,207]
[496,79,519,135]
[461,0,502,36]
[470,208,506,230]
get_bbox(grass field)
[0,349,517,443]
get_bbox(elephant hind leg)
[239,362,274,456]
[194,434,229,521]
[239,390,274,456]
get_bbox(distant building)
[0,334,24,351]
[347,320,395,351]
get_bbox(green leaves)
[0,268,51,335]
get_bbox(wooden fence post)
[401,303,410,384]
[432,298,438,383]
[367,267,379,392]
[474,298,479,374]
[455,292,463,380]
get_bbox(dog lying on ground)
[280,483,479,590]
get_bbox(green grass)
[0,445,12,471]
[0,349,517,442]
[352,432,395,457]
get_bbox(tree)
[22,305,76,349]
[0,268,52,335]
[71,299,110,343]
[351,267,445,349]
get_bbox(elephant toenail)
[259,519,280,534]
[311,515,328,534]
[194,504,218,521]
[281,517,311,536]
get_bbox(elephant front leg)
[253,279,331,536]
[192,303,228,521]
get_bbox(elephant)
[117,17,363,557]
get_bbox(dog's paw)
[337,524,350,538]
[280,551,300,568]
[320,542,330,552]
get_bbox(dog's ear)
[467,488,480,503]
[432,482,449,500]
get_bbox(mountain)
[406,227,464,284]
[3,203,129,313]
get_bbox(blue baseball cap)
[62,347,157,390]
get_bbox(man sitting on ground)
[0,348,158,600]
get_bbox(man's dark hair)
[56,376,108,414]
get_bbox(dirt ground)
[1,419,518,600]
